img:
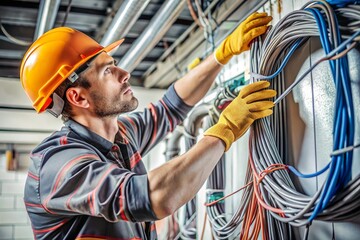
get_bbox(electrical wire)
[202,1,360,239]
[175,105,212,239]
[187,0,203,29]
[61,0,73,27]
[205,83,255,240]
[247,1,360,239]
[0,22,31,46]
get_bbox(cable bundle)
[201,1,360,239]
[205,85,246,239]
[248,1,360,239]
[172,105,211,240]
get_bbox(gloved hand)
[215,12,272,65]
[204,81,276,151]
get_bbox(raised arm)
[174,12,272,106]
[149,12,273,219]
[149,81,276,218]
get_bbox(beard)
[89,90,138,118]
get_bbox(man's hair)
[53,74,91,122]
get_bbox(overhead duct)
[118,0,185,72]
[33,0,61,40]
[143,0,267,88]
[100,0,150,46]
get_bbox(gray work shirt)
[24,84,192,239]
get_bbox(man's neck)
[72,115,119,143]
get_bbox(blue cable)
[307,6,338,221]
[328,3,354,190]
[326,0,360,7]
[254,3,358,221]
[250,40,302,80]
[305,3,355,221]
[251,30,360,82]
[250,4,358,221]
[287,162,330,178]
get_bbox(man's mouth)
[123,86,132,95]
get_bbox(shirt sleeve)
[39,146,158,222]
[118,84,193,155]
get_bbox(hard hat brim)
[104,38,124,56]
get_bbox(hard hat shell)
[20,27,124,113]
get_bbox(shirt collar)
[64,119,114,154]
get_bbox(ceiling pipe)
[144,0,267,88]
[33,0,61,40]
[95,0,123,41]
[118,0,185,72]
[100,0,151,46]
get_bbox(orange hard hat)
[20,27,124,113]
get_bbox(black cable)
[62,0,73,27]
[303,223,311,240]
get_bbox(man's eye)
[104,68,111,74]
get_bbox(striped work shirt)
[24,85,192,239]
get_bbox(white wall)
[0,154,32,240]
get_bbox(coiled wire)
[249,1,360,239]
[204,1,360,239]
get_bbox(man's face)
[83,52,138,118]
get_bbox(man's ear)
[65,87,90,109]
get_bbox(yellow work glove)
[215,12,272,65]
[204,81,276,151]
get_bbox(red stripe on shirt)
[66,181,81,211]
[89,164,117,216]
[60,136,68,145]
[43,154,99,214]
[117,174,134,221]
[76,234,142,240]
[130,152,141,169]
[123,115,137,133]
[28,171,39,181]
[118,180,128,221]
[30,153,43,158]
[148,103,158,144]
[52,154,99,193]
[33,219,68,234]
[118,121,126,133]
[88,190,94,216]
[117,121,129,144]
[150,223,156,232]
[25,202,43,208]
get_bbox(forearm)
[148,136,225,219]
[174,54,222,106]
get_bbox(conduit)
[118,0,185,72]
[34,0,61,40]
[100,0,150,46]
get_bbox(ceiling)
[0,0,266,152]
[0,0,196,86]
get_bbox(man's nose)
[117,67,131,83]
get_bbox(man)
[21,12,275,239]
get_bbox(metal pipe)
[159,0,222,65]
[33,0,61,40]
[100,0,150,46]
[142,0,222,79]
[143,0,267,88]
[164,129,183,161]
[184,104,211,150]
[118,0,185,72]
